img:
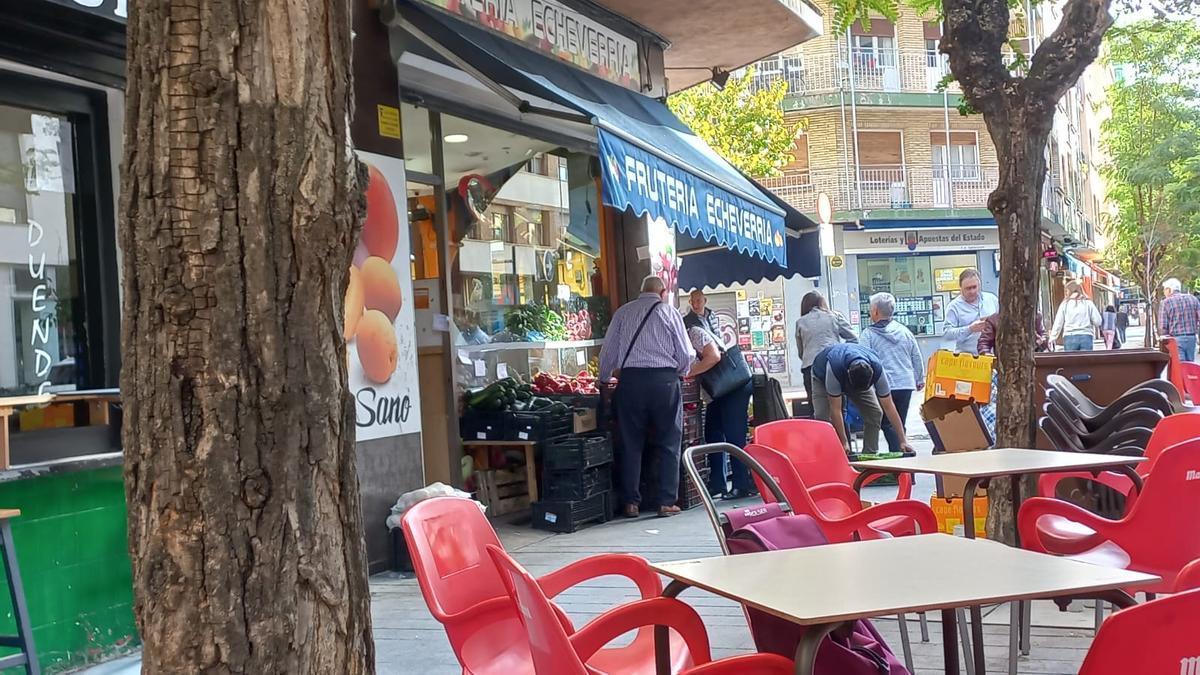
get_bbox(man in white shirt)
[943,268,1000,355]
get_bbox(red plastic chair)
[753,419,914,529]
[1077,586,1200,674]
[402,497,692,674]
[1182,362,1200,406]
[744,443,937,540]
[485,545,796,675]
[1034,412,1200,554]
[1018,439,1200,595]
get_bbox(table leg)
[961,477,988,675]
[657,580,688,675]
[851,469,879,493]
[942,608,961,675]
[793,622,847,675]
[1007,602,1019,675]
[524,444,539,503]
[1009,474,1030,656]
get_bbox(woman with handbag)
[687,326,757,499]
[795,291,858,398]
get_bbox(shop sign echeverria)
[420,0,640,89]
[598,130,787,265]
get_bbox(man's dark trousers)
[881,388,913,454]
[615,367,683,507]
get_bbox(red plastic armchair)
[402,497,692,674]
[1182,362,1200,406]
[1077,586,1200,674]
[744,443,937,540]
[754,419,913,518]
[485,545,796,675]
[1033,412,1200,554]
[1018,439,1200,595]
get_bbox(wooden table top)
[0,395,54,409]
[850,447,1146,479]
[652,534,1158,626]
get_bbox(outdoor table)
[849,448,1147,674]
[651,534,1157,675]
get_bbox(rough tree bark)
[120,1,375,673]
[941,0,1113,542]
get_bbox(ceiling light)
[444,133,469,144]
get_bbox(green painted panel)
[0,467,138,673]
[784,90,965,111]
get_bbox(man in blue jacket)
[811,343,913,454]
[861,292,925,454]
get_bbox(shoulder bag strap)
[620,303,661,371]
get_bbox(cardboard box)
[921,397,994,498]
[926,350,995,403]
[930,495,989,538]
[573,408,597,433]
[18,403,75,431]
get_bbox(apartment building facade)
[750,0,1117,356]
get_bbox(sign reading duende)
[420,0,640,89]
[597,129,788,266]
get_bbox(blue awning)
[394,0,800,267]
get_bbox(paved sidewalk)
[82,409,1105,675]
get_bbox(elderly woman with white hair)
[860,292,924,454]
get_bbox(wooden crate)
[477,469,531,516]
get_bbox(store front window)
[0,103,88,396]
[857,252,979,337]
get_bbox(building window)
[526,154,546,176]
[931,132,981,181]
[0,74,118,400]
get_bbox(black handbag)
[751,357,790,425]
[699,333,752,400]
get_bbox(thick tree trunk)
[985,107,1053,544]
[120,2,374,673]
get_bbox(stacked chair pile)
[1037,375,1185,455]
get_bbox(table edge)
[650,566,1161,626]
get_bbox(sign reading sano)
[842,228,999,254]
[422,0,641,89]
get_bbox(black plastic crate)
[682,378,701,404]
[460,411,510,442]
[543,434,613,471]
[532,491,610,533]
[508,409,572,442]
[543,463,612,501]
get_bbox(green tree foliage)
[1100,20,1200,341]
[667,67,803,178]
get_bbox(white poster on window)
[345,152,421,440]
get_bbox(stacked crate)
[533,434,614,533]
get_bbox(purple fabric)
[598,293,693,381]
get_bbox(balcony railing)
[746,49,1021,97]
[758,163,1000,212]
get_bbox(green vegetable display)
[504,304,567,341]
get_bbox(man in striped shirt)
[599,276,693,518]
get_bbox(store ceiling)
[597,0,824,91]
[402,103,559,181]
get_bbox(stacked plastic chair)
[1038,375,1183,455]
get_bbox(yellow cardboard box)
[925,350,995,403]
[930,495,989,538]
